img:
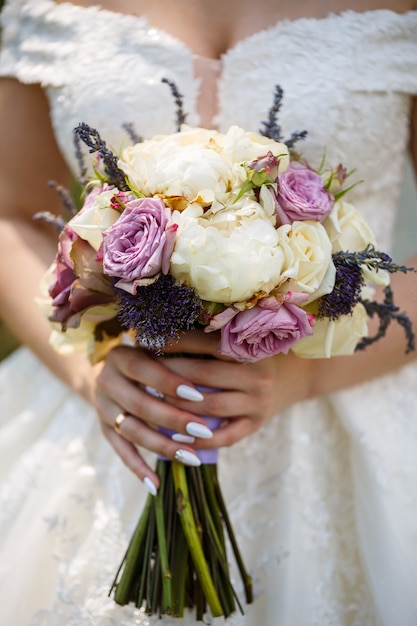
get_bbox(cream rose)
[324,200,389,286]
[292,302,368,358]
[278,220,336,301]
[170,201,286,303]
[70,187,120,251]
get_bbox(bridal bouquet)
[38,82,415,620]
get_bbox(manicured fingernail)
[176,384,204,402]
[174,449,201,467]
[185,422,213,439]
[143,477,158,496]
[145,385,164,399]
[172,433,196,444]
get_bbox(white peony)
[118,125,290,204]
[118,126,233,203]
[170,200,286,304]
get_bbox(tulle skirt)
[1,347,416,626]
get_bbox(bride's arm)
[0,79,98,400]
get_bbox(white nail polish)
[176,384,204,402]
[174,449,201,467]
[145,385,164,399]
[143,477,158,496]
[186,422,213,439]
[172,433,196,444]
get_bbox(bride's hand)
[160,329,315,449]
[93,343,218,490]
[95,324,385,488]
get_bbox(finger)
[161,355,250,393]
[208,416,256,448]
[98,371,213,440]
[98,348,216,436]
[101,422,160,492]
[163,328,222,357]
[105,346,210,405]
[174,415,257,450]
[163,387,248,424]
[100,398,203,469]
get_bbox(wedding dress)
[0,2,417,625]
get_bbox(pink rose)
[48,225,78,323]
[206,293,314,363]
[49,233,115,329]
[102,197,177,289]
[249,151,280,182]
[275,161,333,225]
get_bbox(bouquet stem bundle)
[110,460,252,620]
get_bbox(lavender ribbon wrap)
[159,386,221,464]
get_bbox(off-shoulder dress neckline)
[45,1,416,63]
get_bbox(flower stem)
[172,462,223,618]
[207,464,253,604]
[155,461,173,614]
[112,492,153,605]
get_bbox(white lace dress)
[0,2,417,625]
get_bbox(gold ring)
[113,412,127,435]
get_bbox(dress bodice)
[1,0,417,251]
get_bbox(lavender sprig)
[74,123,129,191]
[318,259,364,320]
[73,131,88,184]
[318,245,416,353]
[259,84,307,149]
[357,285,415,354]
[122,122,143,145]
[161,78,187,131]
[48,180,77,217]
[337,244,416,276]
[285,129,308,150]
[33,210,66,233]
[115,274,202,350]
[33,180,78,232]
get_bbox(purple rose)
[276,161,333,225]
[206,293,314,363]
[102,197,177,289]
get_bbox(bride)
[0,0,416,624]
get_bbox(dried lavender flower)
[122,122,143,145]
[33,210,66,233]
[161,78,187,131]
[319,246,416,352]
[260,84,307,148]
[73,130,88,184]
[318,260,364,320]
[357,285,415,354]
[115,274,202,350]
[74,123,129,191]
